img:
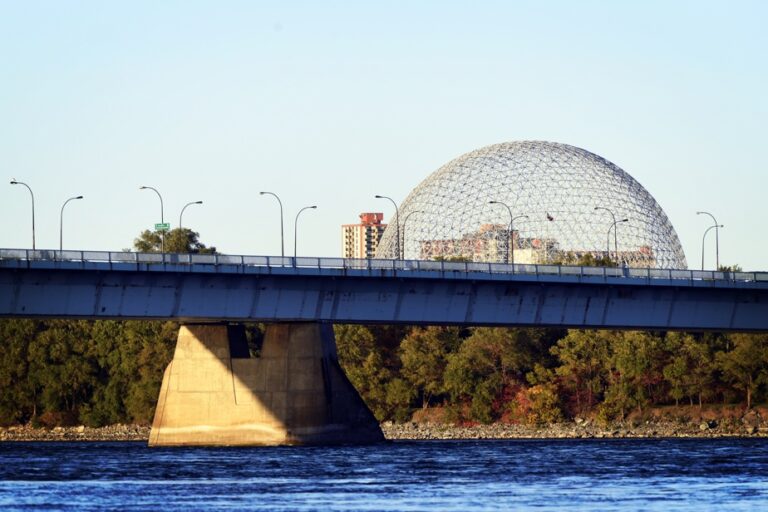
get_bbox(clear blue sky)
[2,1,766,269]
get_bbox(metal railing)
[1,248,766,284]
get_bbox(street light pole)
[607,218,629,264]
[489,200,528,265]
[697,211,721,270]
[701,223,724,271]
[595,206,618,260]
[375,195,400,260]
[401,210,423,260]
[60,195,83,251]
[260,191,285,258]
[140,186,165,253]
[294,205,317,261]
[510,214,528,266]
[10,179,35,250]
[489,201,513,264]
[179,201,203,231]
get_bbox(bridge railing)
[1,248,767,284]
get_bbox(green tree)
[662,332,714,407]
[134,228,216,254]
[0,319,40,425]
[716,333,768,409]
[334,324,395,420]
[550,330,612,415]
[26,320,98,424]
[444,328,548,423]
[551,252,616,267]
[599,331,666,421]
[399,326,461,408]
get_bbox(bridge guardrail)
[1,248,766,285]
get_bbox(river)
[1,438,767,510]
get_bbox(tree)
[716,333,768,409]
[599,331,666,421]
[444,328,550,423]
[551,252,616,267]
[334,324,396,420]
[0,319,40,425]
[399,326,462,408]
[134,228,216,254]
[550,330,612,416]
[662,332,714,407]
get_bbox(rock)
[699,422,709,431]
[76,425,85,433]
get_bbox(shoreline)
[2,421,766,442]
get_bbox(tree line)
[336,324,768,425]
[1,319,766,427]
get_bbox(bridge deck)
[1,249,766,289]
[1,249,767,331]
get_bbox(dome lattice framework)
[375,141,687,269]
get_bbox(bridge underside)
[1,267,766,331]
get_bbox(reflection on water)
[1,439,767,511]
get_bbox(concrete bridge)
[2,248,767,447]
[2,249,767,331]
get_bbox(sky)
[1,1,766,269]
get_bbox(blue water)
[1,439,767,511]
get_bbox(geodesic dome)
[375,141,687,269]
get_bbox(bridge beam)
[149,322,383,446]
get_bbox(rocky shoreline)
[2,419,766,442]
[380,419,768,441]
[0,424,151,442]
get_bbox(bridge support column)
[149,323,383,446]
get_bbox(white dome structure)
[375,141,687,269]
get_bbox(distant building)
[419,224,520,262]
[342,213,387,259]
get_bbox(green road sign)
[155,223,171,231]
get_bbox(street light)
[595,206,620,259]
[375,195,400,260]
[60,195,83,251]
[10,179,35,250]
[489,201,527,265]
[607,218,629,264]
[294,205,317,260]
[401,210,423,261]
[701,223,724,271]
[140,186,165,253]
[179,201,203,231]
[260,191,285,258]
[697,211,721,269]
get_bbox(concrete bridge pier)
[149,322,384,446]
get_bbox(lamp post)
[140,186,165,253]
[260,191,285,258]
[607,218,629,264]
[595,206,620,260]
[10,179,35,250]
[697,211,721,270]
[375,195,400,260]
[60,195,83,251]
[401,210,423,260]
[510,215,529,266]
[489,200,528,265]
[701,223,724,271]
[294,205,317,260]
[179,201,203,231]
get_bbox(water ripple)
[0,439,767,511]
